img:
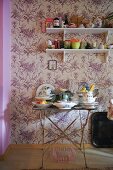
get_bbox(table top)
[32,105,98,111]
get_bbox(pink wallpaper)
[11,0,113,144]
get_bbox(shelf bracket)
[63,51,66,62]
[105,50,110,63]
[64,29,66,41]
[105,31,108,44]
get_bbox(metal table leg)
[79,110,90,168]
[39,111,45,170]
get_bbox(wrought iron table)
[32,105,97,169]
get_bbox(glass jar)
[64,40,71,49]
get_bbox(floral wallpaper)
[11,0,113,144]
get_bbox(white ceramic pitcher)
[83,91,96,103]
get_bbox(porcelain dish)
[53,101,77,109]
[82,102,99,109]
[35,84,55,99]
[82,102,98,105]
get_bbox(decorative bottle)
[64,14,69,28]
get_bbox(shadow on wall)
[0,101,10,155]
[0,85,3,155]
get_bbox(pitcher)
[83,91,96,103]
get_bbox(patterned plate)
[35,84,55,99]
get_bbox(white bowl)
[32,102,52,108]
[53,101,76,109]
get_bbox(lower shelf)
[46,48,112,53]
[46,49,112,62]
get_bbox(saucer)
[83,102,98,105]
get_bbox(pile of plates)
[32,84,55,108]
[82,102,99,109]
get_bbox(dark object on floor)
[91,112,113,148]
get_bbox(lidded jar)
[53,17,60,28]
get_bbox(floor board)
[0,147,113,170]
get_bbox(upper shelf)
[46,28,113,34]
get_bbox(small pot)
[71,39,81,49]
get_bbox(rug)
[51,147,75,162]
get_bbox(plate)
[83,102,98,105]
[83,106,98,109]
[58,108,73,110]
[35,84,55,98]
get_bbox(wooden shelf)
[46,49,112,62]
[46,48,112,53]
[46,28,113,34]
[46,28,64,33]
[46,28,113,62]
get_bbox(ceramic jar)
[93,16,102,28]
[71,39,81,49]
[64,40,71,49]
[98,43,104,49]
[83,91,96,103]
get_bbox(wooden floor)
[0,146,113,170]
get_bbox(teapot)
[59,90,73,102]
